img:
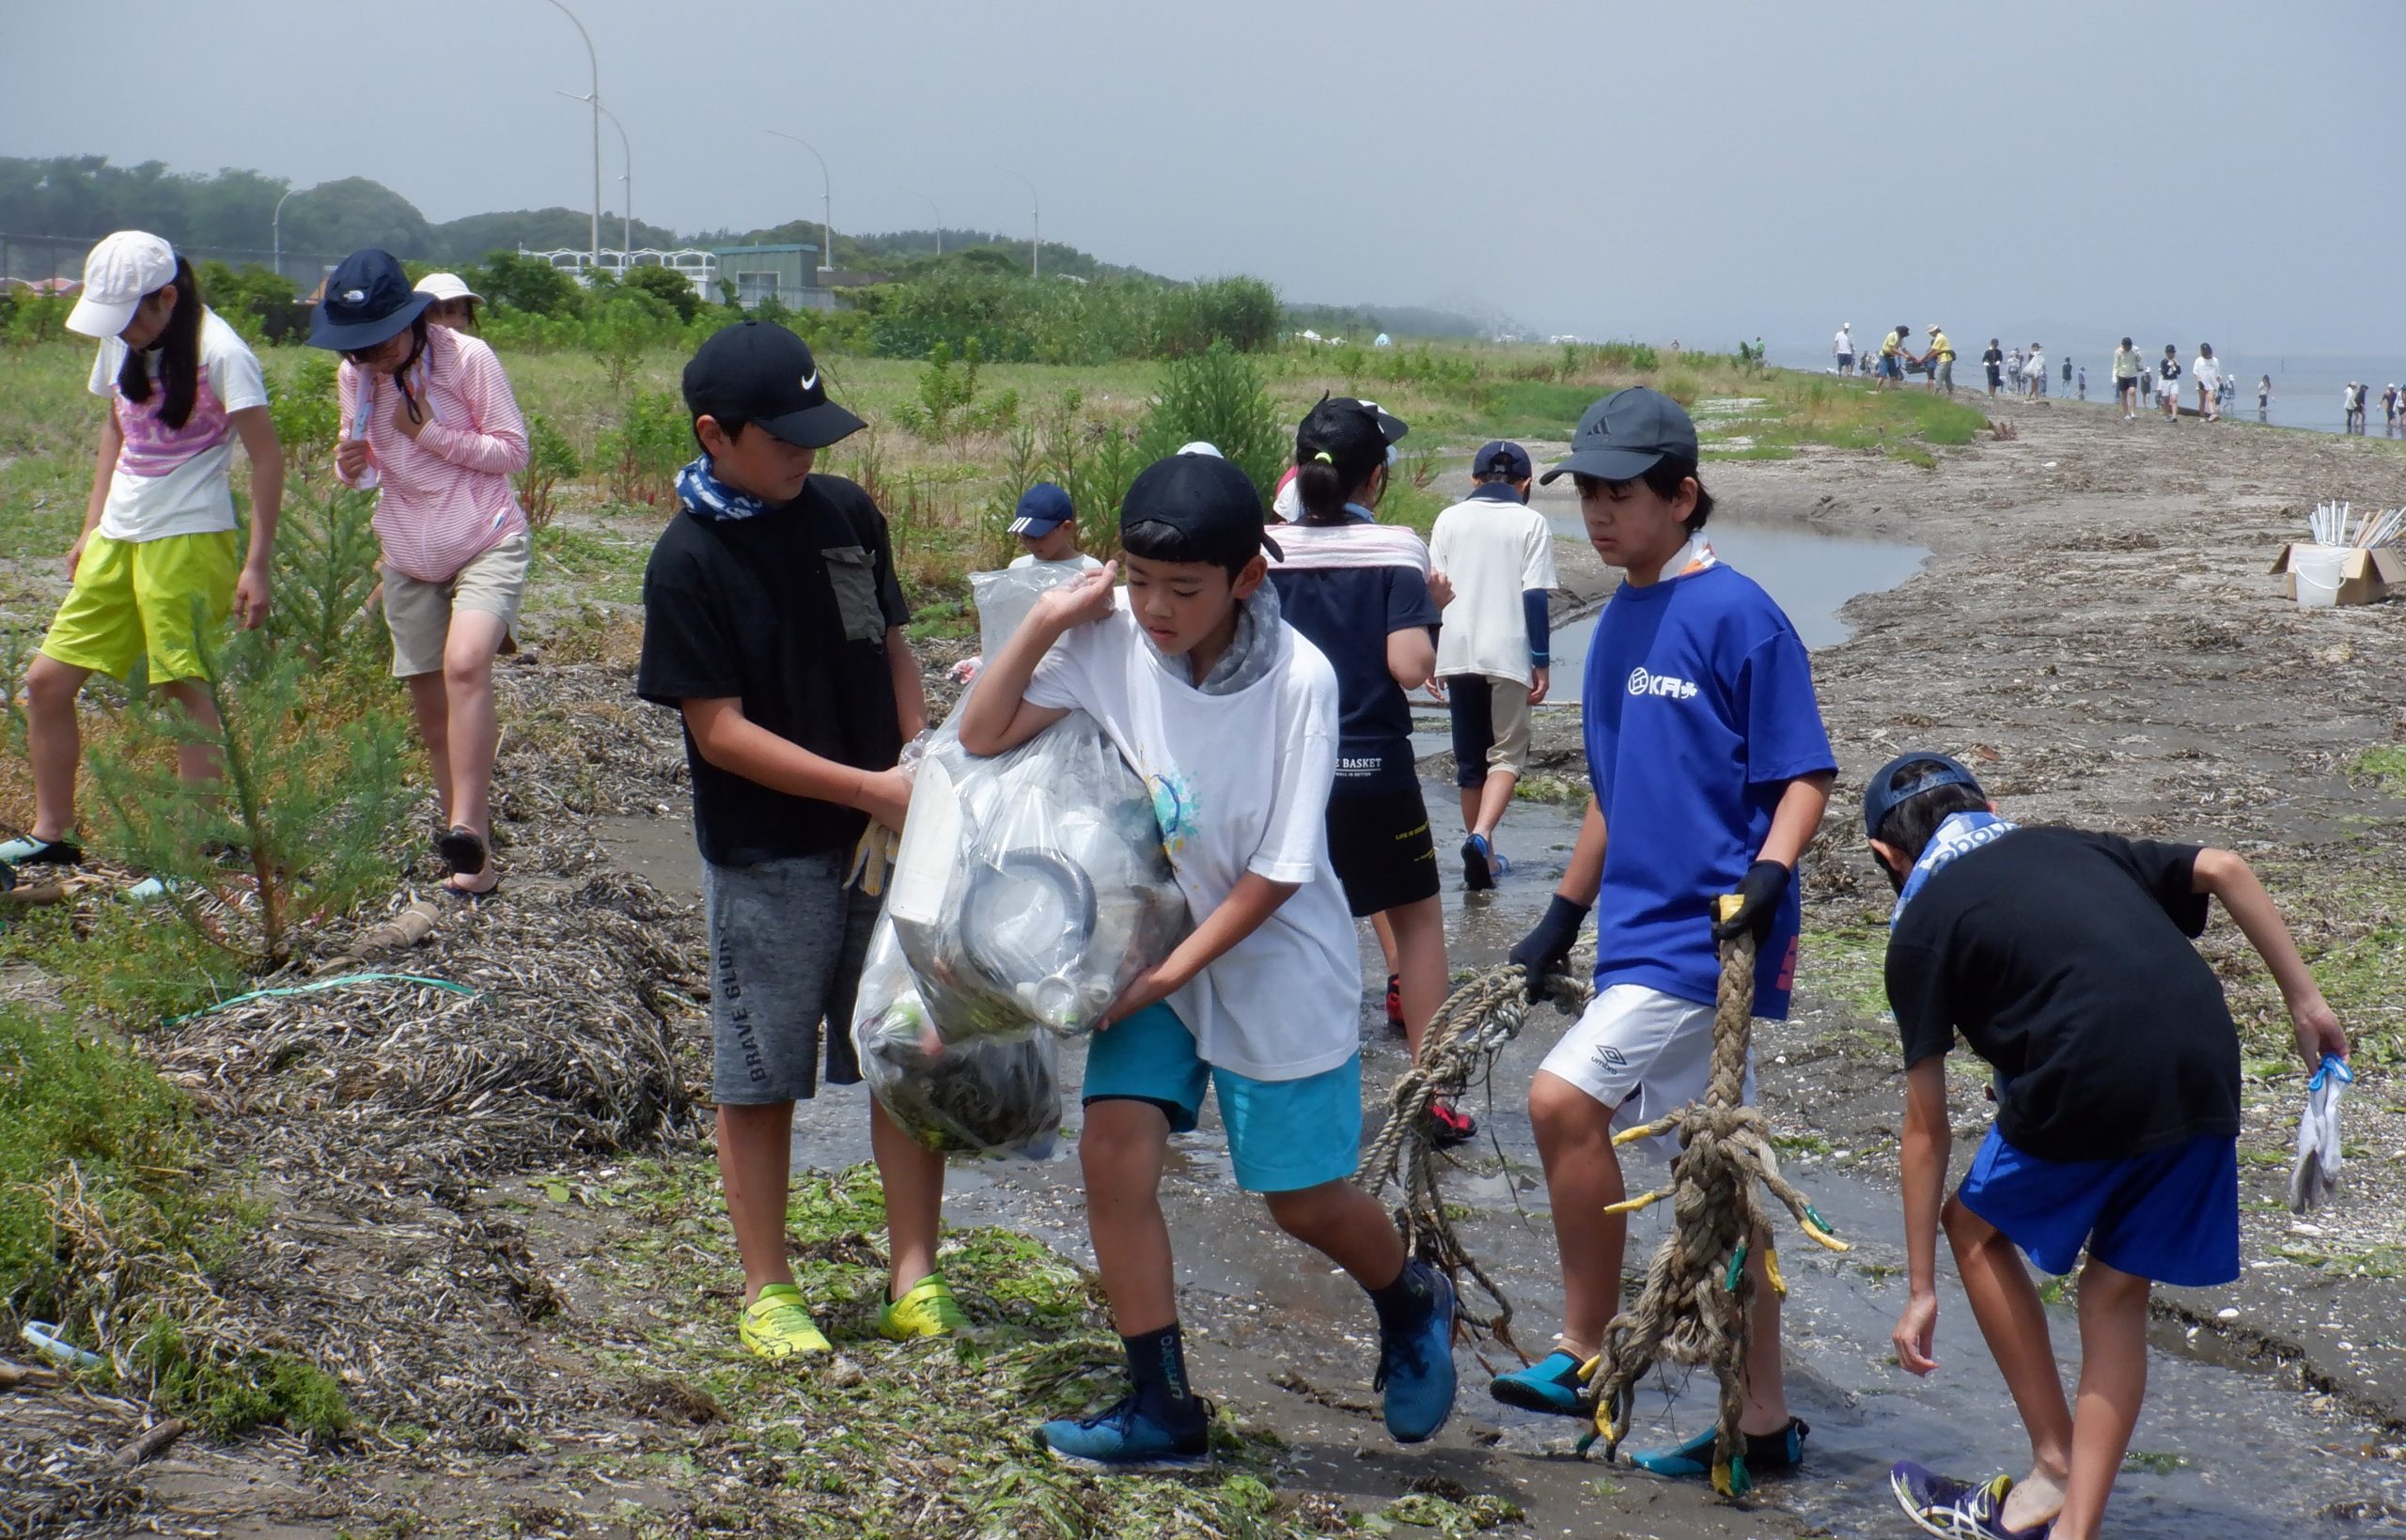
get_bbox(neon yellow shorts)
[40,529,241,685]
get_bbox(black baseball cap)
[681,319,865,449]
[1539,388,1700,484]
[1473,441,1533,480]
[1121,453,1284,564]
[1862,752,1986,840]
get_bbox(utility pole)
[272,186,302,280]
[904,190,942,256]
[560,91,632,257]
[765,131,835,272]
[993,164,1039,278]
[538,0,602,267]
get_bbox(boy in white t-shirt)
[959,453,1457,1470]
[1427,441,1555,890]
[10,232,281,873]
[1005,481,1102,573]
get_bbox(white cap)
[413,272,482,303]
[1176,440,1223,459]
[67,230,177,338]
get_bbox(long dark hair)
[388,316,435,424]
[1292,396,1390,526]
[116,257,203,430]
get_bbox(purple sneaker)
[1888,1462,2052,1540]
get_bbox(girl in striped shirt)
[313,248,530,897]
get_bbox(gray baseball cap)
[1538,387,1700,484]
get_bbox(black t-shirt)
[636,474,910,866]
[1268,561,1441,797]
[1981,346,2003,366]
[1883,827,2238,1163]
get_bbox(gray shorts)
[703,849,880,1105]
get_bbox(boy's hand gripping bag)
[851,565,1192,1158]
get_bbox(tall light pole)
[903,190,942,256]
[537,0,601,266]
[764,131,834,273]
[271,186,303,280]
[992,164,1039,278]
[559,91,632,257]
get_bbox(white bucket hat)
[413,272,483,303]
[66,230,178,338]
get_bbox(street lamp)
[536,0,602,266]
[902,190,942,257]
[558,91,632,258]
[764,130,835,273]
[272,186,304,281]
[992,163,1039,278]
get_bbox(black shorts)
[1324,786,1440,917]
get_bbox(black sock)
[1366,1259,1433,1333]
[1122,1324,1195,1412]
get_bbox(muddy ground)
[8,395,2406,1537]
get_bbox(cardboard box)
[2269,543,2405,606]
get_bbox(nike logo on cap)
[798,368,820,394]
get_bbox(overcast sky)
[6,0,2402,353]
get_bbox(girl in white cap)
[413,272,483,333]
[4,232,283,875]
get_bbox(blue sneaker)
[1488,1348,1587,1417]
[1629,1418,1809,1482]
[1461,834,1496,892]
[1888,1462,2051,1540]
[1373,1261,1458,1443]
[1039,1392,1210,1472]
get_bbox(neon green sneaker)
[876,1274,971,1341]
[740,1283,832,1361]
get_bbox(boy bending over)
[960,452,1456,1470]
[1868,753,2346,1540]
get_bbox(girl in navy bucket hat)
[310,248,532,897]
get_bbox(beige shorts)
[383,531,529,677]
[1445,674,1535,787]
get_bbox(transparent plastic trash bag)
[881,709,1188,1041]
[853,915,1061,1159]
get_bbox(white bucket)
[2293,543,2350,609]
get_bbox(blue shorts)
[1082,1003,1362,1194]
[1955,1126,2239,1287]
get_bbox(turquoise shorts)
[1082,1003,1362,1194]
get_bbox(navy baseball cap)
[681,320,865,449]
[1008,482,1075,536]
[1122,452,1283,563]
[1863,752,1987,840]
[1539,387,1701,484]
[1473,441,1533,480]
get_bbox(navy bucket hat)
[308,249,434,352]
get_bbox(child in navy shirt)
[1496,389,1836,1485]
[1866,754,2346,1540]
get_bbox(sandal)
[441,874,501,902]
[435,825,488,876]
[0,833,85,867]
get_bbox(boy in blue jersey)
[1491,389,1836,1484]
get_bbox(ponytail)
[116,257,203,430]
[1292,395,1391,526]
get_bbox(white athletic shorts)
[1538,983,1758,1153]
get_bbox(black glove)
[1713,859,1790,945]
[1509,894,1591,1001]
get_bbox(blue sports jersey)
[1580,562,1836,1017]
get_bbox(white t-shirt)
[87,308,268,543]
[1429,491,1558,687]
[2191,356,2220,390]
[1834,329,1852,355]
[1025,594,1359,1081]
[1008,552,1104,573]
[2026,350,2044,375]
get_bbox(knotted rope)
[1357,962,1592,1358]
[1575,896,1850,1497]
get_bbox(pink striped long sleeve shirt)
[336,325,531,582]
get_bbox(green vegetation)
[2349,746,2406,797]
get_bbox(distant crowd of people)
[2340,381,2403,435]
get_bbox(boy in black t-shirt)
[1864,754,2346,1540]
[637,320,958,1361]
